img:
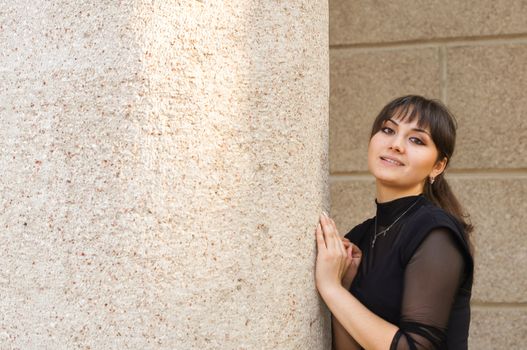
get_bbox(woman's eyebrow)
[386,118,431,137]
[413,128,431,137]
[386,118,399,126]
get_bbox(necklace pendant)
[371,198,420,250]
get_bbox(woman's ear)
[430,157,448,178]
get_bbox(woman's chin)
[375,177,403,186]
[372,170,405,184]
[374,176,417,189]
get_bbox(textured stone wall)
[329,1,527,349]
[0,1,329,349]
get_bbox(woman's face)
[367,114,446,195]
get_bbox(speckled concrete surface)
[0,1,330,348]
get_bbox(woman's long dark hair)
[370,95,474,248]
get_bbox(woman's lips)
[380,156,404,166]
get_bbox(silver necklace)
[371,199,420,249]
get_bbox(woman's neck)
[375,182,424,203]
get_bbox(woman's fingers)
[328,216,346,256]
[350,243,363,268]
[346,245,353,266]
[320,213,346,256]
[334,220,348,257]
[315,222,326,250]
[351,243,363,259]
[319,213,337,251]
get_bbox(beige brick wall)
[329,1,527,349]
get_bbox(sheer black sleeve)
[390,228,465,350]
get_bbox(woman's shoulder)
[402,198,472,266]
[411,198,461,228]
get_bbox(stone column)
[0,1,329,349]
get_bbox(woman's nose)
[389,136,405,153]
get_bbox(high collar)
[375,194,424,227]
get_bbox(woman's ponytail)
[424,174,474,253]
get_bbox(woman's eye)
[381,127,394,134]
[410,137,425,145]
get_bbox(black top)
[344,194,473,350]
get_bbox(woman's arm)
[332,237,363,350]
[332,315,362,350]
[321,284,399,350]
[316,213,398,350]
[391,229,465,349]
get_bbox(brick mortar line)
[330,34,527,53]
[440,46,447,103]
[330,170,527,181]
[471,302,527,310]
[447,171,527,178]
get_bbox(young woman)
[315,95,473,349]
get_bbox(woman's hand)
[340,237,362,290]
[315,212,355,294]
